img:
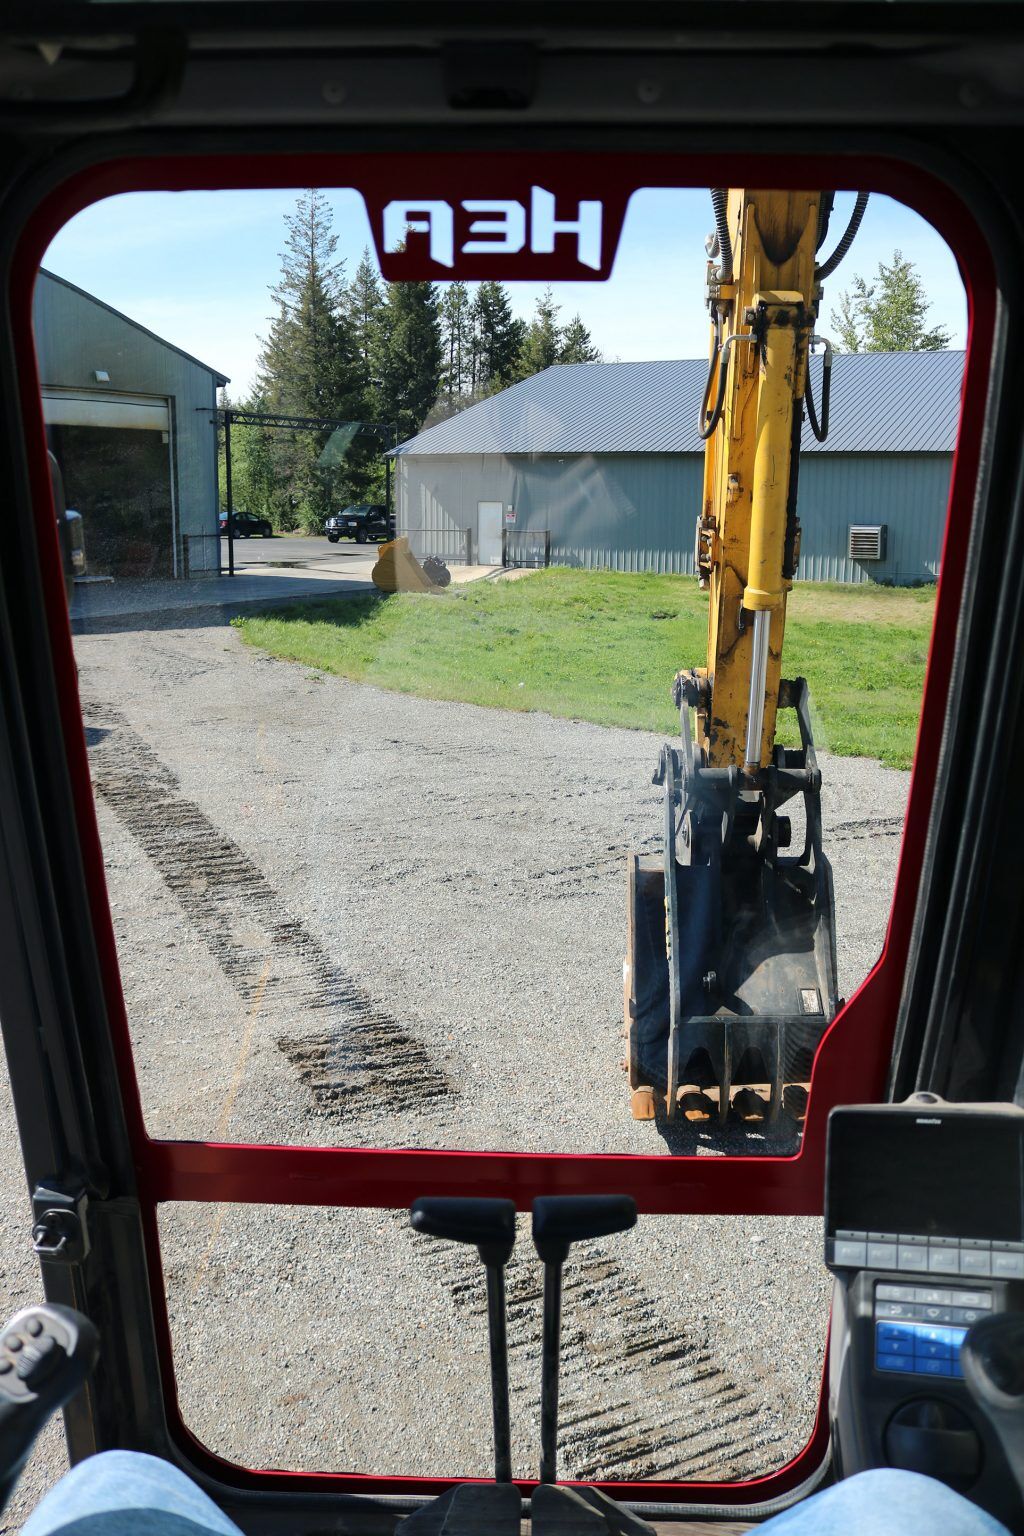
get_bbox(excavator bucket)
[372,537,441,594]
[624,678,838,1127]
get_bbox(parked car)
[325,503,393,543]
[219,510,273,538]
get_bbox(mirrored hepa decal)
[366,163,631,280]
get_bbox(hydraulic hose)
[816,191,869,280]
[710,188,733,282]
[805,338,833,443]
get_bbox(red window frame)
[9,150,996,1505]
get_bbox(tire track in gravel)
[83,701,452,1119]
[405,1216,786,1482]
[83,696,792,1484]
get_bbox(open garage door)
[42,389,175,579]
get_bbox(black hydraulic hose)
[710,188,733,282]
[697,311,726,441]
[805,339,832,443]
[816,191,869,280]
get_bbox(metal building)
[394,352,963,584]
[33,269,227,579]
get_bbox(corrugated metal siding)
[33,272,223,572]
[795,453,953,583]
[396,352,964,459]
[397,450,954,584]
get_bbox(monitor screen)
[827,1108,1024,1242]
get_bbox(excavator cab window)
[0,9,1021,1534]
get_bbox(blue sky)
[42,186,967,396]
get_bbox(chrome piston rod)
[744,608,771,771]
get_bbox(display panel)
[828,1109,1024,1243]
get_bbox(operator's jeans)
[20,1453,1015,1536]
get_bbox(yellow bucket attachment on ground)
[372,537,440,594]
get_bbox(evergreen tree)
[348,247,386,385]
[374,279,443,444]
[559,315,602,364]
[439,281,473,402]
[471,281,526,392]
[831,250,951,352]
[256,189,364,529]
[514,288,564,379]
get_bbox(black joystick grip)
[962,1312,1024,1504]
[411,1197,516,1267]
[532,1195,637,1266]
[0,1304,99,1518]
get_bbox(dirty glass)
[33,183,966,1160]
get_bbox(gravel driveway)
[1,617,911,1527]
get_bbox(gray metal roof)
[395,351,964,458]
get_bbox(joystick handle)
[0,1304,99,1518]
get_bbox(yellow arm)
[693,190,822,773]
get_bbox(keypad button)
[921,1305,954,1323]
[878,1322,916,1342]
[868,1243,899,1269]
[960,1251,991,1276]
[877,1285,918,1303]
[929,1248,959,1275]
[834,1240,867,1268]
[917,1288,953,1306]
[993,1252,1024,1279]
[916,1338,951,1359]
[898,1246,929,1272]
[25,1319,43,1339]
[877,1354,916,1374]
[877,1302,920,1320]
[918,1357,953,1377]
[950,1290,992,1310]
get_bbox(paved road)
[0,615,910,1526]
[226,533,381,570]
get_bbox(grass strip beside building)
[235,569,934,770]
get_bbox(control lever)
[962,1313,1024,1498]
[0,1304,99,1519]
[531,1195,637,1485]
[410,1197,516,1483]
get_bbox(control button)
[960,1251,991,1276]
[917,1288,953,1306]
[834,1240,868,1268]
[0,1361,11,1376]
[898,1246,929,1272]
[878,1322,916,1343]
[928,1248,959,1275]
[878,1336,915,1356]
[993,1252,1024,1279]
[921,1305,954,1323]
[877,1354,917,1374]
[3,1336,23,1354]
[949,1290,992,1310]
[868,1243,899,1269]
[951,1307,987,1326]
[877,1302,921,1320]
[877,1285,918,1303]
[917,1356,953,1377]
[918,1325,956,1346]
[916,1338,952,1360]
[951,1356,965,1379]
[25,1319,43,1339]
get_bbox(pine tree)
[831,250,951,353]
[514,288,563,379]
[348,248,386,385]
[256,189,364,529]
[472,281,526,392]
[559,315,602,364]
[374,279,443,444]
[439,282,473,402]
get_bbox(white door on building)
[477,501,504,565]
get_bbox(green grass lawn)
[235,569,936,770]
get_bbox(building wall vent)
[848,524,887,562]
